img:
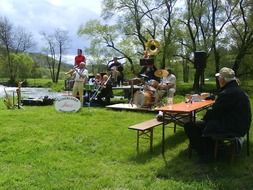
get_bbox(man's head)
[215,67,236,87]
[103,74,108,81]
[79,62,86,68]
[77,49,82,55]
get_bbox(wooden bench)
[128,118,163,153]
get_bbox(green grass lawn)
[0,97,253,190]
[1,79,253,189]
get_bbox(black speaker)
[140,58,154,66]
[194,51,207,69]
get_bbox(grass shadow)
[155,140,253,190]
[128,125,187,163]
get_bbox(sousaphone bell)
[145,39,160,56]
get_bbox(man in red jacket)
[75,49,86,67]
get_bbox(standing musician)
[97,74,113,105]
[68,62,89,106]
[108,57,124,86]
[65,49,86,74]
[75,48,86,67]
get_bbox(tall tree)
[228,0,253,76]
[41,28,69,83]
[0,16,34,84]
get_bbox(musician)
[72,62,89,106]
[138,51,159,81]
[138,64,159,81]
[108,57,124,86]
[75,49,86,67]
[94,73,102,88]
[65,49,86,76]
[97,74,113,106]
[155,69,176,105]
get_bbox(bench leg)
[150,129,153,153]
[137,131,140,154]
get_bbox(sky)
[0,0,103,65]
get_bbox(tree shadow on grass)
[155,141,253,190]
[128,126,188,163]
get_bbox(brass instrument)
[89,74,112,102]
[145,39,160,56]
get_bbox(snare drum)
[133,90,155,108]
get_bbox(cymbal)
[154,69,168,78]
[129,77,142,85]
[140,74,149,78]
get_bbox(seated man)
[97,74,113,106]
[138,64,159,82]
[184,67,252,161]
[155,69,176,105]
[108,57,124,86]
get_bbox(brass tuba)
[145,39,160,56]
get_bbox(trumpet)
[145,39,160,56]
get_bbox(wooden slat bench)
[128,118,163,153]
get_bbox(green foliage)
[11,53,35,80]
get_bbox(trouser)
[184,121,214,156]
[72,81,84,105]
[155,88,176,105]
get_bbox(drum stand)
[129,80,134,106]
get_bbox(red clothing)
[75,55,86,67]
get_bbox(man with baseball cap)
[184,67,251,162]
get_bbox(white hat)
[80,62,85,65]
[215,67,236,80]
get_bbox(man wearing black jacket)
[184,67,252,160]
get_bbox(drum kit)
[131,69,169,108]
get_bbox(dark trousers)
[184,121,214,157]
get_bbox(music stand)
[140,58,154,66]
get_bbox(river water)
[0,85,66,99]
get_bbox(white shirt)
[74,68,89,82]
[161,74,176,89]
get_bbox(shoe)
[156,114,163,122]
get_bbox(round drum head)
[133,91,155,108]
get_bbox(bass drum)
[133,91,155,108]
[149,79,159,89]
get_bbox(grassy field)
[0,90,253,189]
[0,79,253,189]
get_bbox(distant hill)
[29,52,72,71]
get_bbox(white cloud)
[0,0,103,64]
